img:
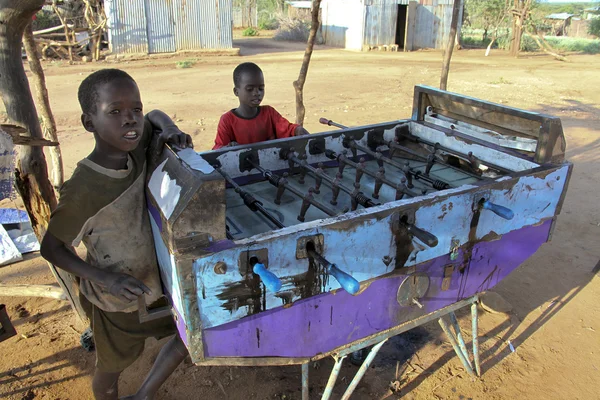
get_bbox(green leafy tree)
[465,0,509,40]
[590,18,600,38]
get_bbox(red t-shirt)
[213,106,299,150]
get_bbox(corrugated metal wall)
[411,0,463,50]
[145,0,176,53]
[105,0,233,54]
[320,0,462,51]
[321,0,365,50]
[105,0,149,54]
[363,0,398,46]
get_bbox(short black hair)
[233,62,263,87]
[78,69,137,114]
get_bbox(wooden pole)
[293,0,322,125]
[0,284,66,300]
[22,22,64,188]
[440,0,462,91]
[0,0,86,322]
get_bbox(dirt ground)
[1,37,599,400]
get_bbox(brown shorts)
[81,294,177,373]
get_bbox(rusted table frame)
[301,295,481,400]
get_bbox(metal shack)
[104,0,233,54]
[320,0,463,51]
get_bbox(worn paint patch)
[178,148,215,174]
[201,221,553,358]
[148,159,181,220]
[149,216,185,321]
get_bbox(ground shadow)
[234,37,332,56]
[395,101,600,395]
[0,347,90,397]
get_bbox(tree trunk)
[439,0,462,91]
[22,22,64,189]
[531,32,568,62]
[510,0,532,57]
[293,0,322,125]
[0,0,85,322]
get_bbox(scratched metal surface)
[192,163,569,330]
[225,157,479,239]
[201,221,552,358]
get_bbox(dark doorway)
[396,5,408,48]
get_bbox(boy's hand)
[157,126,193,151]
[103,272,151,302]
[295,126,310,136]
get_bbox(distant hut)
[320,0,464,52]
[543,13,574,36]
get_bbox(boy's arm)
[40,232,151,302]
[294,126,310,136]
[269,106,309,139]
[213,113,236,149]
[145,109,193,149]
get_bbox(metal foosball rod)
[213,163,286,229]
[324,149,419,200]
[394,124,513,175]
[319,118,452,190]
[246,158,343,221]
[373,131,485,180]
[344,138,452,190]
[280,148,380,210]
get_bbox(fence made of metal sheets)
[105,0,233,54]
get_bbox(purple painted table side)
[202,220,552,358]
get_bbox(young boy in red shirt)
[212,62,309,149]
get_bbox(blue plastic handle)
[327,264,360,295]
[482,200,514,220]
[252,263,282,292]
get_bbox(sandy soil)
[1,38,599,400]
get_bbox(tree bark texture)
[23,22,64,188]
[439,0,462,91]
[293,0,322,125]
[510,0,532,57]
[0,0,85,321]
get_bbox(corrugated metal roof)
[146,0,177,53]
[285,1,314,9]
[545,13,574,20]
[105,0,149,54]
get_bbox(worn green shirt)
[48,119,163,312]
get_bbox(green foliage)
[258,16,280,30]
[534,2,596,16]
[176,60,195,69]
[589,18,600,38]
[242,27,259,36]
[544,36,600,53]
[461,28,600,54]
[32,10,61,31]
[464,0,508,33]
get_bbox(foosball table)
[143,86,571,399]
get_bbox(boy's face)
[82,78,145,154]
[234,71,265,108]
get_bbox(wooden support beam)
[0,284,66,300]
